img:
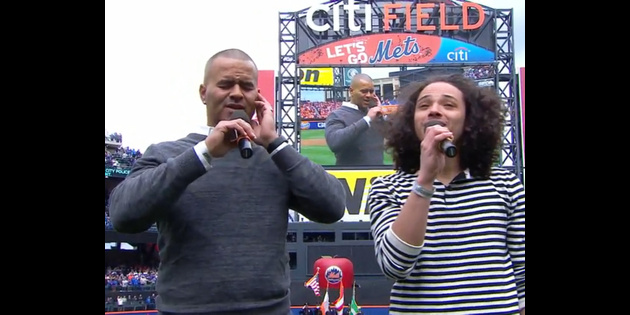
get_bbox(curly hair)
[386,74,506,178]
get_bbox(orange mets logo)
[325,266,343,284]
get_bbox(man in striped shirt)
[368,74,525,314]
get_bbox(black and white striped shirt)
[368,168,525,314]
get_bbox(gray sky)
[105,0,524,152]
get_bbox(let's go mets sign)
[298,33,494,66]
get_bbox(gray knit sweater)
[108,132,346,314]
[324,105,385,166]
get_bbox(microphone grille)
[229,110,251,123]
[423,120,444,130]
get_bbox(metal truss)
[278,0,523,182]
[493,8,523,182]
[278,12,300,151]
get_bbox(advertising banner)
[381,105,398,115]
[343,68,361,86]
[475,79,494,87]
[299,33,494,66]
[296,169,396,222]
[299,68,335,86]
[301,121,326,130]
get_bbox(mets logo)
[325,266,343,284]
[346,68,359,79]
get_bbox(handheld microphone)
[228,110,253,159]
[424,120,457,158]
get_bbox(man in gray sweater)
[324,73,386,166]
[108,48,346,315]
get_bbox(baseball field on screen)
[300,129,393,166]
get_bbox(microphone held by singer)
[229,110,254,159]
[424,120,457,158]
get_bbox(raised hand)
[252,92,279,148]
[417,124,453,183]
[367,105,383,121]
[205,118,257,158]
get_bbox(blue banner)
[431,37,495,63]
[300,121,326,130]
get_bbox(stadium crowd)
[105,245,160,311]
[381,98,399,105]
[105,132,150,231]
[105,129,143,169]
[463,65,495,80]
[299,98,401,120]
[300,101,341,120]
[105,293,157,312]
[105,265,158,291]
[105,146,143,169]
[106,131,123,143]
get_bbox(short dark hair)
[203,48,258,84]
[386,74,506,178]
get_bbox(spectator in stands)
[300,100,341,120]
[107,48,345,315]
[368,74,525,315]
[105,145,143,169]
[324,73,386,166]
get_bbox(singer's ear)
[199,84,207,105]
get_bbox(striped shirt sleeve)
[506,172,525,308]
[368,175,423,281]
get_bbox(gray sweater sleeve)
[108,143,207,234]
[271,144,346,224]
[324,110,370,153]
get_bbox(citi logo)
[447,47,469,61]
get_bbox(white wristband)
[412,181,434,199]
[269,142,289,157]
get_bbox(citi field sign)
[305,0,485,33]
[300,1,494,66]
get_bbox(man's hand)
[366,105,383,121]
[205,119,257,158]
[252,92,278,148]
[366,94,383,121]
[371,94,382,107]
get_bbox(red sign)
[258,70,275,107]
[314,256,354,289]
[299,33,440,66]
[381,105,398,115]
[253,70,275,121]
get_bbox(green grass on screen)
[300,129,393,166]
[300,129,326,140]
